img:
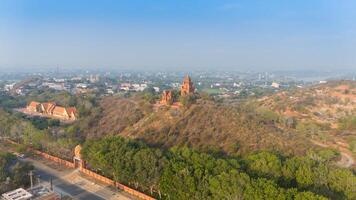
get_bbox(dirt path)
[311,140,355,168]
[337,152,354,168]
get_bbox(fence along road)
[23,156,137,200]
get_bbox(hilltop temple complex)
[26,101,77,121]
[159,75,195,106]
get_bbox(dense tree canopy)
[82,136,355,200]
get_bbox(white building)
[119,83,147,92]
[153,87,160,92]
[2,188,33,200]
[271,82,280,88]
[42,83,66,91]
[4,83,16,91]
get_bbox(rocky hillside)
[258,80,356,167]
[259,80,356,129]
[83,96,314,156]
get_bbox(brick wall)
[32,150,75,168]
[80,168,156,200]
[6,139,156,200]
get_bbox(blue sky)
[1,0,355,70]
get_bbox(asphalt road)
[23,157,135,200]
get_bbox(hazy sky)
[1,0,356,71]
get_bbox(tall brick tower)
[180,75,195,96]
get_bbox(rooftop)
[1,188,33,200]
[1,185,59,200]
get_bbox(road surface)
[23,156,136,200]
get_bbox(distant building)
[2,185,61,200]
[233,82,241,87]
[71,76,83,81]
[271,82,280,88]
[53,78,65,83]
[1,188,33,200]
[153,87,160,93]
[26,101,77,121]
[106,88,114,94]
[180,75,195,96]
[120,83,131,91]
[4,83,16,91]
[26,101,42,113]
[89,74,100,83]
[119,83,147,92]
[76,83,88,89]
[133,83,147,91]
[42,83,66,91]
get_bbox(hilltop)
[80,95,313,156]
[74,80,356,163]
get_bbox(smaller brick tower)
[160,90,173,105]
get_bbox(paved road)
[23,157,136,200]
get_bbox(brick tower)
[180,75,195,96]
[160,90,173,105]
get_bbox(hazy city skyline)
[1,0,356,71]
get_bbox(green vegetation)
[0,92,27,109]
[0,90,101,159]
[82,136,356,200]
[1,84,355,199]
[179,94,197,108]
[25,116,60,130]
[338,116,356,131]
[348,139,356,154]
[0,153,34,193]
[0,108,78,160]
[202,88,221,95]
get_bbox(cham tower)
[180,75,195,96]
[160,90,173,105]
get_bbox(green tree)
[179,94,196,108]
[247,152,282,180]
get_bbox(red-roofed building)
[26,101,77,121]
[41,102,56,114]
[66,107,77,120]
[52,106,77,120]
[26,101,41,113]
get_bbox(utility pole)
[29,170,34,189]
[50,178,53,191]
